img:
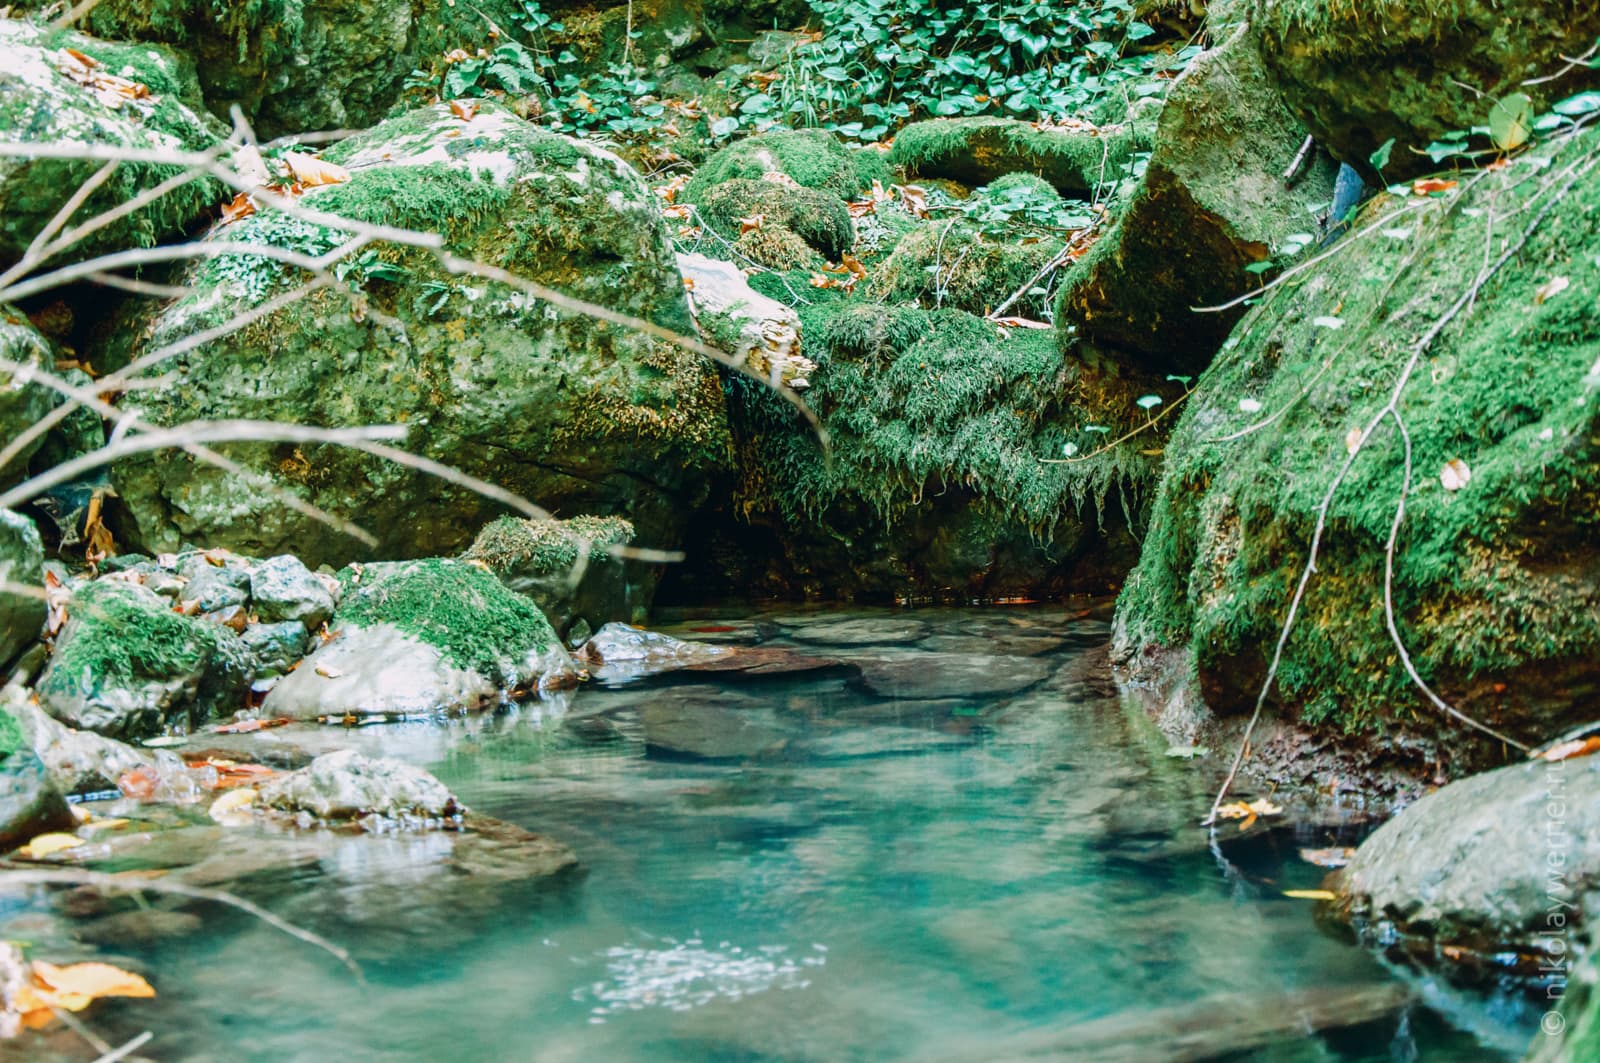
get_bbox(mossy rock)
[465,514,640,637]
[1055,24,1338,375]
[0,313,56,489]
[867,220,1063,319]
[0,18,225,266]
[733,226,823,271]
[666,300,1162,600]
[684,129,882,203]
[1254,0,1600,181]
[262,557,575,718]
[111,102,730,567]
[1532,948,1599,1062]
[888,116,1152,197]
[0,509,46,670]
[693,178,854,260]
[37,579,250,738]
[1115,124,1600,748]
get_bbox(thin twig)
[93,1031,153,1063]
[987,227,1094,321]
[1039,389,1191,465]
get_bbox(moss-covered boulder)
[37,580,250,738]
[1255,0,1600,181]
[692,177,854,261]
[0,713,74,851]
[868,220,1063,319]
[112,102,729,566]
[0,18,224,266]
[0,509,46,671]
[888,116,1151,197]
[684,129,886,203]
[1056,24,1337,375]
[666,300,1160,600]
[464,513,641,639]
[1115,124,1600,772]
[263,558,576,719]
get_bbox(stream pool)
[12,606,1540,1061]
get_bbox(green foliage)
[336,558,558,678]
[742,0,1196,141]
[1118,128,1600,734]
[44,582,216,687]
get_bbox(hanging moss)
[1117,126,1600,738]
[335,558,557,678]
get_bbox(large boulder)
[0,18,224,266]
[112,102,730,566]
[684,129,887,203]
[257,750,460,820]
[1254,0,1600,181]
[1337,757,1600,956]
[263,558,576,719]
[0,706,74,849]
[463,514,642,639]
[0,509,45,670]
[36,579,250,738]
[1115,123,1600,772]
[1055,24,1338,375]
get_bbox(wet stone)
[784,618,930,647]
[853,653,1052,700]
[250,554,336,629]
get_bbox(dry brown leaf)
[1439,458,1471,491]
[449,99,479,121]
[992,316,1051,330]
[1412,178,1458,195]
[283,152,351,188]
[220,190,257,224]
[1536,736,1600,763]
[1283,889,1337,901]
[737,213,764,236]
[1344,426,1363,455]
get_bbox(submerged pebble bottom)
[579,938,827,1020]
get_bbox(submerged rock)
[1338,756,1600,956]
[640,700,789,760]
[257,749,460,820]
[578,621,731,680]
[111,101,729,567]
[37,580,250,739]
[1056,23,1338,374]
[264,558,575,719]
[0,19,224,265]
[854,653,1052,700]
[1256,0,1600,181]
[0,509,45,670]
[785,617,929,648]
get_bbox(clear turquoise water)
[16,607,1537,1061]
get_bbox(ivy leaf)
[1488,92,1534,152]
[1553,91,1600,117]
[1368,137,1395,172]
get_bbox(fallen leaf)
[1283,889,1337,901]
[1412,178,1458,195]
[32,960,155,1005]
[209,787,257,820]
[220,190,257,224]
[117,766,159,799]
[839,252,867,280]
[991,316,1052,330]
[283,151,350,188]
[1440,458,1471,491]
[1535,276,1570,304]
[449,99,479,121]
[737,212,764,236]
[213,717,294,735]
[141,735,187,749]
[1345,426,1364,455]
[1299,847,1356,869]
[1535,736,1600,763]
[16,833,83,859]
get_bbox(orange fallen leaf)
[1412,178,1458,195]
[737,213,764,236]
[117,766,159,799]
[20,960,156,1026]
[1536,736,1600,763]
[449,99,479,121]
[283,151,350,188]
[220,190,257,224]
[213,717,292,734]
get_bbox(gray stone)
[579,622,732,682]
[0,509,45,669]
[263,623,502,720]
[250,554,335,628]
[854,653,1052,700]
[240,620,313,677]
[1339,756,1600,952]
[37,580,251,739]
[641,701,789,760]
[4,684,167,796]
[786,618,930,647]
[0,743,75,850]
[257,749,460,820]
[178,555,251,613]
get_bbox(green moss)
[888,117,1150,196]
[693,178,854,260]
[1118,128,1600,736]
[730,301,1160,538]
[465,515,634,577]
[336,558,558,678]
[734,227,824,271]
[684,129,875,203]
[867,220,1063,319]
[0,708,23,761]
[45,582,216,687]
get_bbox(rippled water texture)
[7,607,1536,1061]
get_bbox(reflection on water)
[6,606,1532,1061]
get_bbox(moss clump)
[1117,126,1600,740]
[336,558,558,679]
[867,221,1063,319]
[44,581,217,687]
[693,179,854,260]
[888,117,1150,197]
[465,515,634,577]
[684,129,877,203]
[734,227,823,271]
[0,708,24,761]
